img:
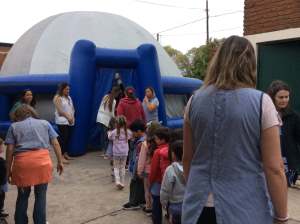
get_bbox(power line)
[158,26,242,37]
[134,0,204,10]
[210,10,242,18]
[155,17,207,34]
[155,10,242,34]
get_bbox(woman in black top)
[267,80,300,186]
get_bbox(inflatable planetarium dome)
[0,11,181,76]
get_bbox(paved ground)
[2,151,300,224]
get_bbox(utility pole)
[156,33,160,42]
[206,0,209,44]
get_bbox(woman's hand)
[143,97,149,103]
[66,114,74,125]
[57,162,64,175]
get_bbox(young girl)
[108,116,132,189]
[105,118,116,182]
[160,140,185,224]
[105,117,116,160]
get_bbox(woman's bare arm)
[6,144,14,181]
[183,118,194,181]
[51,138,64,175]
[261,126,288,219]
[53,96,70,119]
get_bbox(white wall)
[245,27,300,53]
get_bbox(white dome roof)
[0,11,181,76]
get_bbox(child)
[108,116,132,189]
[149,127,170,224]
[106,117,116,182]
[137,121,161,215]
[0,138,8,218]
[123,119,146,210]
[160,140,185,224]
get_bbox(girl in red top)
[117,87,145,127]
[149,127,170,224]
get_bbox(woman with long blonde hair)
[183,36,288,224]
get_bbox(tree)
[186,38,223,80]
[164,38,224,80]
[163,46,192,76]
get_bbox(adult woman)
[5,105,63,224]
[53,83,75,162]
[143,87,159,124]
[183,36,288,224]
[9,89,36,121]
[267,80,300,187]
[92,86,120,151]
[117,87,145,127]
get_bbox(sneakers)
[122,202,140,210]
[142,207,152,216]
[116,183,124,190]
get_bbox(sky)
[0,0,244,53]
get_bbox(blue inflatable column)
[68,40,97,156]
[0,95,10,121]
[136,44,167,125]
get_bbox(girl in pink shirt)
[108,116,132,189]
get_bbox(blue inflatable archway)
[69,40,167,155]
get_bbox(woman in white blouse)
[53,83,75,163]
[94,86,121,153]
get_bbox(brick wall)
[244,0,300,35]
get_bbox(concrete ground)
[2,151,300,224]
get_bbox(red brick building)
[244,0,300,35]
[244,0,300,112]
[0,43,13,70]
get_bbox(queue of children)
[91,84,183,223]
[103,115,185,224]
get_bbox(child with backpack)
[123,119,146,209]
[160,140,185,224]
[108,116,132,189]
[149,127,170,224]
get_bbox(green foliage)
[163,45,192,76]
[164,38,224,80]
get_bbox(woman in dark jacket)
[267,80,300,186]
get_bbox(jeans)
[15,184,48,224]
[152,195,162,224]
[169,202,182,224]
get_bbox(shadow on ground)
[3,151,300,224]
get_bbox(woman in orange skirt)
[5,105,64,224]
